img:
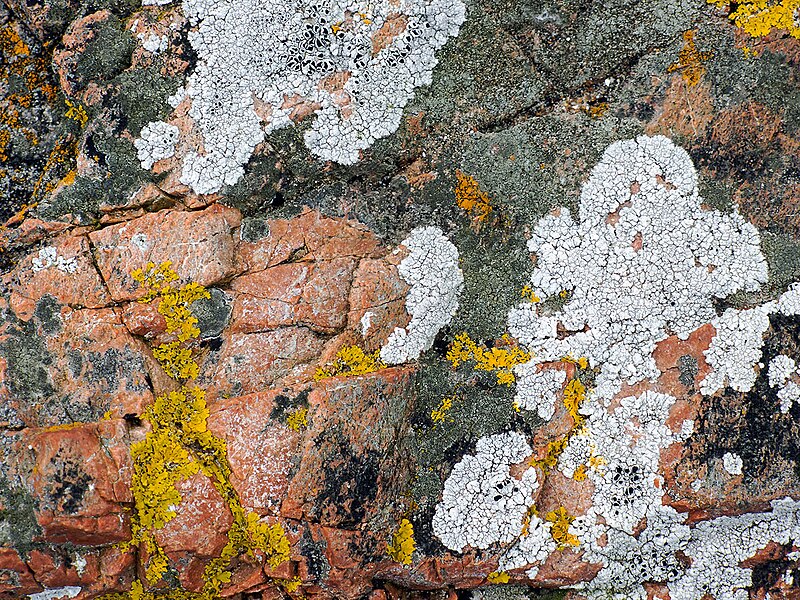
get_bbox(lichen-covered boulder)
[2,0,800,599]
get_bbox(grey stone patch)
[33,295,63,336]
[192,288,232,340]
[0,474,41,557]
[239,217,271,242]
[678,354,699,388]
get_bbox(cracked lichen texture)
[572,497,800,600]
[139,0,465,194]
[432,136,800,598]
[380,226,464,365]
[507,135,768,401]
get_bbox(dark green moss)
[0,475,40,557]
[74,16,135,85]
[111,67,181,137]
[38,130,148,221]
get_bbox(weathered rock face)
[2,1,800,600]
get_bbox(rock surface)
[1,1,800,599]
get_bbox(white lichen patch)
[671,497,800,600]
[31,246,78,274]
[572,498,800,600]
[572,504,691,600]
[139,32,169,53]
[722,452,743,476]
[777,282,800,315]
[381,226,463,364]
[497,515,555,572]
[134,121,180,170]
[512,365,566,420]
[700,305,774,395]
[768,354,796,388]
[152,0,465,194]
[507,135,767,399]
[778,381,800,414]
[768,354,800,413]
[432,431,539,552]
[28,588,82,600]
[560,390,689,534]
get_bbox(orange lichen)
[667,30,713,86]
[455,170,493,223]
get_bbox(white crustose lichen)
[380,226,463,365]
[137,0,465,194]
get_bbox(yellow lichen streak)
[486,571,510,584]
[286,407,309,431]
[112,262,291,599]
[387,518,416,565]
[708,0,800,40]
[314,344,385,380]
[431,395,454,425]
[446,332,530,386]
[545,507,580,549]
[64,99,88,127]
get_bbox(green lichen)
[0,474,40,558]
[74,16,134,85]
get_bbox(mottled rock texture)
[1,0,800,599]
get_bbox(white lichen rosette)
[508,135,768,400]
[431,432,540,552]
[380,226,464,364]
[138,0,466,194]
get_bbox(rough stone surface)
[1,1,800,599]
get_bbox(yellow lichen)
[387,518,416,565]
[487,571,510,584]
[65,99,88,127]
[430,395,454,425]
[446,332,530,386]
[132,261,211,381]
[277,577,303,594]
[709,0,800,39]
[286,407,309,431]
[667,30,713,86]
[531,377,587,473]
[455,170,493,223]
[545,507,580,549]
[113,263,290,599]
[562,378,586,427]
[314,345,385,380]
[572,464,588,481]
[530,437,569,473]
[521,285,541,303]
